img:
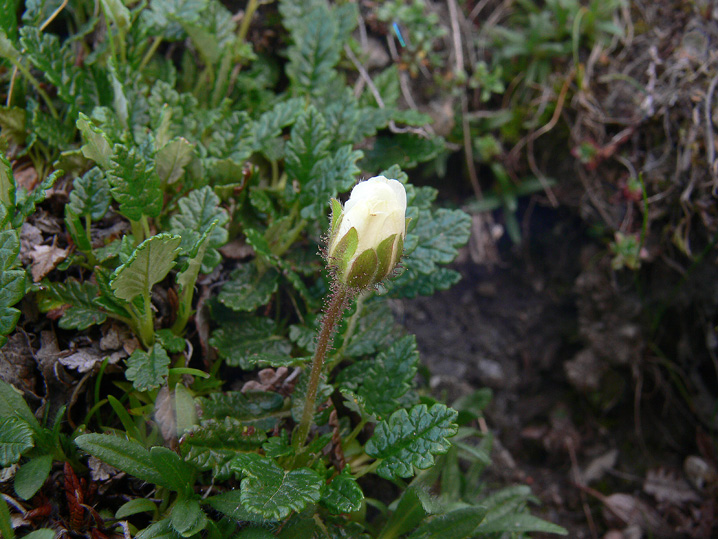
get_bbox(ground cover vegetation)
[1,0,717,537]
[0,0,575,537]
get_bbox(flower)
[327,176,407,289]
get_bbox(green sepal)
[374,233,397,281]
[328,226,357,274]
[328,198,343,238]
[345,248,378,289]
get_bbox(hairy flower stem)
[293,285,352,450]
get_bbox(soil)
[399,202,718,538]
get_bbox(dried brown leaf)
[644,467,701,505]
[29,241,68,281]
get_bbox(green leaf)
[170,498,207,537]
[0,269,24,341]
[15,169,61,224]
[108,145,163,221]
[285,4,342,97]
[169,186,228,273]
[68,167,111,220]
[14,454,52,500]
[353,335,419,420]
[135,518,178,539]
[0,496,12,539]
[298,144,363,220]
[210,314,292,369]
[43,279,107,331]
[378,486,428,539]
[76,114,113,170]
[0,417,34,466]
[476,512,567,535]
[285,105,330,190]
[216,264,279,312]
[206,111,254,164]
[74,433,169,487]
[111,233,182,302]
[180,417,266,480]
[362,133,445,171]
[20,27,95,108]
[199,391,284,427]
[116,498,158,519]
[388,206,471,298]
[142,0,209,40]
[365,404,459,480]
[149,446,196,494]
[0,380,38,427]
[321,469,363,514]
[22,530,56,539]
[156,329,186,354]
[408,507,487,539]
[125,344,171,391]
[230,452,323,520]
[0,230,19,271]
[204,490,268,524]
[0,0,18,40]
[156,137,195,185]
[252,97,305,157]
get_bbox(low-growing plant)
[0,0,567,537]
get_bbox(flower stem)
[293,285,351,449]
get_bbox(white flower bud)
[327,176,407,289]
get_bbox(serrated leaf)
[0,417,33,466]
[204,490,268,524]
[285,4,342,97]
[169,187,228,273]
[156,137,195,185]
[111,233,181,302]
[75,433,169,487]
[216,264,279,312]
[321,470,363,514]
[362,133,445,171]
[252,98,305,156]
[343,299,395,357]
[230,452,323,520]
[68,167,111,221]
[15,169,61,224]
[76,114,113,170]
[0,495,12,539]
[108,145,163,221]
[209,314,292,369]
[285,105,330,189]
[199,391,284,425]
[388,206,471,298]
[0,154,15,211]
[0,230,19,271]
[353,335,419,420]
[152,330,184,354]
[142,0,209,40]
[298,144,362,220]
[20,27,95,108]
[0,269,24,337]
[0,106,27,146]
[43,279,107,330]
[14,454,52,500]
[125,344,170,391]
[206,111,254,164]
[180,417,266,480]
[365,404,458,480]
